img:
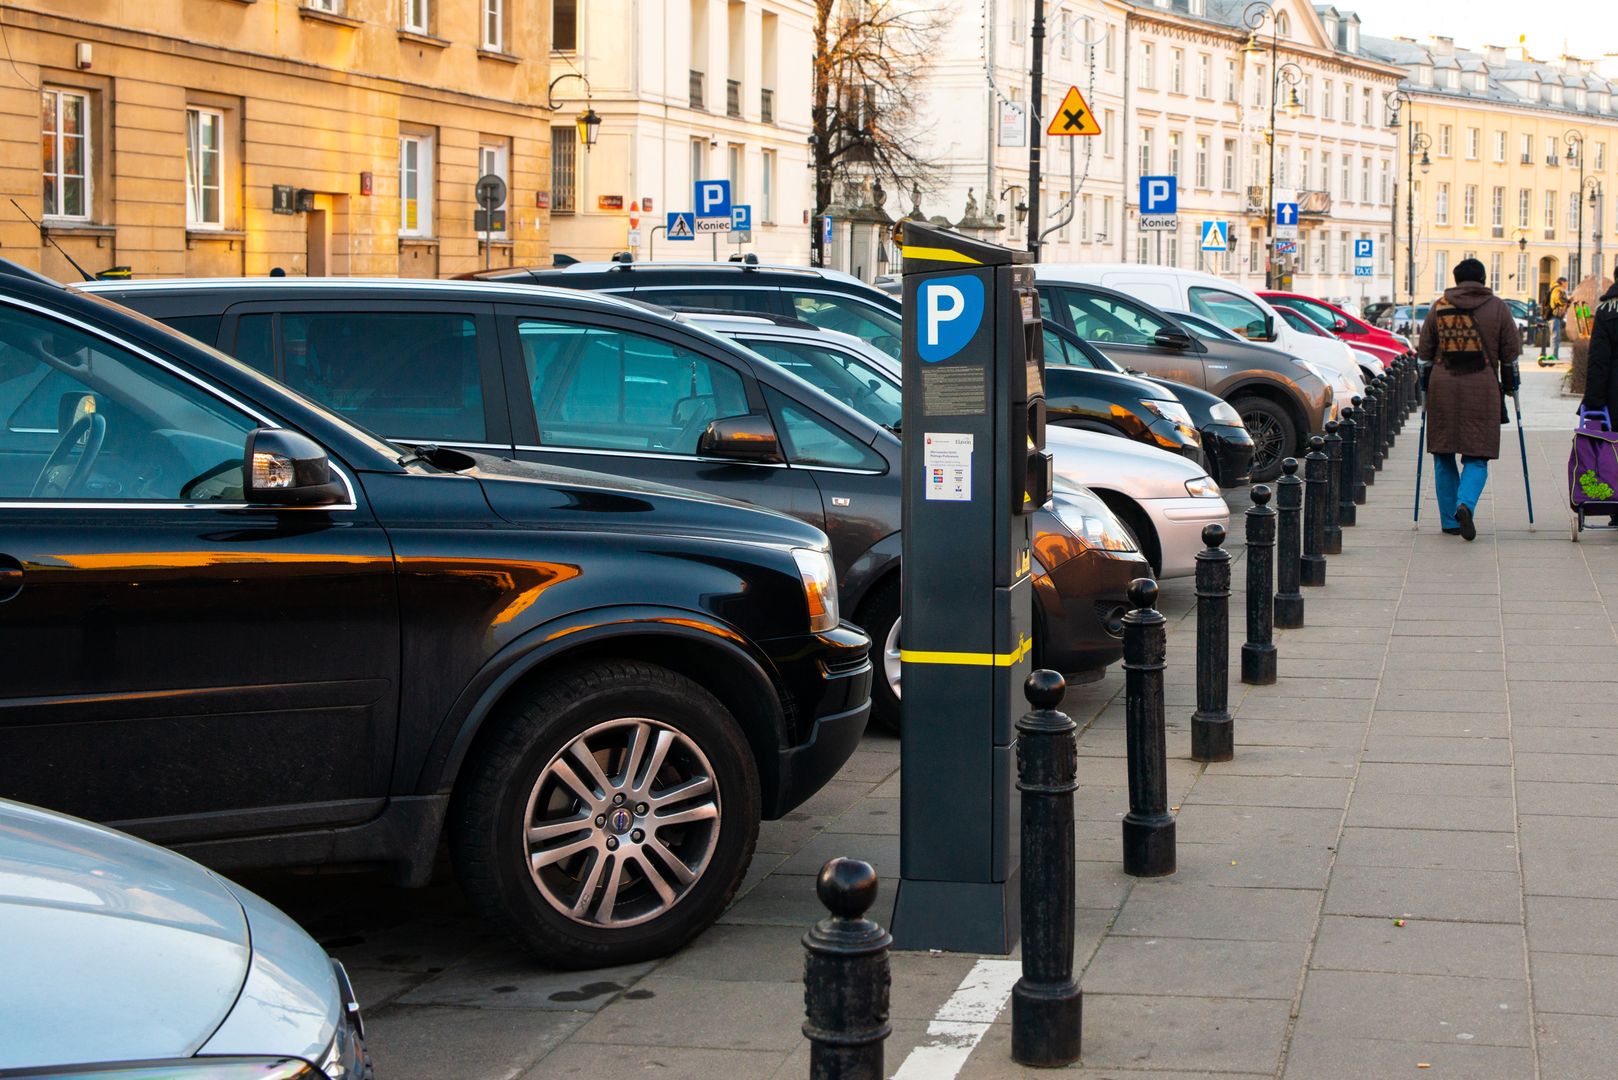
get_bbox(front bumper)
[761,622,873,817]
[1146,416,1207,470]
[1141,495,1231,579]
[1200,423,1255,487]
[1034,547,1150,679]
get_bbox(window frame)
[185,106,225,230]
[481,0,505,52]
[41,87,92,223]
[398,131,435,237]
[402,0,430,34]
[478,139,510,238]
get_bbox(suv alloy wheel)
[1233,397,1296,482]
[450,660,760,968]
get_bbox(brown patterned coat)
[1417,282,1521,459]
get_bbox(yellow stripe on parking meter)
[901,635,1033,666]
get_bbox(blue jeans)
[1432,454,1489,530]
[1550,316,1565,356]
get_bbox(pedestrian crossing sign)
[1047,86,1102,137]
[1200,221,1229,252]
[667,212,695,240]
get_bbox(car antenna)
[10,199,93,282]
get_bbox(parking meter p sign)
[1354,239,1374,260]
[1139,175,1178,215]
[694,179,731,220]
[918,275,985,362]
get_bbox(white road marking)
[890,958,1021,1080]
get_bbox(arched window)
[1275,10,1291,37]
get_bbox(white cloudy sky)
[1340,0,1618,59]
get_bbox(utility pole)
[1028,0,1045,257]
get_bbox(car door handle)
[0,556,21,604]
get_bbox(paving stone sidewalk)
[255,363,1617,1079]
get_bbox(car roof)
[470,259,876,288]
[76,276,658,315]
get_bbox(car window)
[158,315,222,347]
[784,292,902,358]
[272,312,486,441]
[1188,287,1271,341]
[0,303,256,501]
[740,338,901,430]
[231,314,276,376]
[632,287,778,314]
[1275,308,1325,337]
[1061,291,1172,346]
[762,386,884,470]
[1041,327,1096,368]
[1173,312,1235,342]
[518,319,749,455]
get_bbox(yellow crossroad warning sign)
[1047,86,1101,136]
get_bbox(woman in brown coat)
[1417,258,1522,540]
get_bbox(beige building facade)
[2,0,552,282]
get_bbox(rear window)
[632,287,778,314]
[157,314,222,347]
[783,292,902,358]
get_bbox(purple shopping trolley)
[1570,406,1618,541]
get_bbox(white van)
[1036,263,1367,405]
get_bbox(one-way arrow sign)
[1047,85,1102,137]
[1275,202,1299,226]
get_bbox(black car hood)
[463,452,829,549]
[1047,366,1175,401]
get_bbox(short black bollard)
[1323,420,1344,554]
[1123,578,1175,876]
[1358,391,1377,492]
[1302,435,1329,587]
[1366,382,1383,478]
[1191,524,1233,763]
[803,858,892,1080]
[1376,376,1392,461]
[1339,405,1362,521]
[1012,670,1082,1068]
[1241,485,1278,685]
[1387,371,1402,441]
[1274,458,1305,629]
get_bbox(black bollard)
[1339,405,1362,522]
[803,858,891,1080]
[1387,370,1402,441]
[1324,420,1344,554]
[1274,458,1305,629]
[1241,484,1278,685]
[1376,376,1392,462]
[1122,578,1175,876]
[1012,670,1082,1068]
[1191,524,1233,763]
[1302,435,1329,587]
[1357,392,1376,493]
[1366,382,1383,478]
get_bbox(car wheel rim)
[1243,410,1285,471]
[884,617,902,699]
[523,717,720,929]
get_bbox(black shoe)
[1442,526,1462,535]
[1455,503,1476,541]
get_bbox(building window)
[551,126,576,213]
[399,132,434,235]
[1434,250,1449,292]
[1138,128,1153,178]
[1105,26,1116,71]
[1225,58,1238,103]
[1361,87,1372,124]
[1168,131,1181,180]
[760,149,775,223]
[727,144,743,200]
[481,0,504,52]
[1102,196,1113,240]
[1490,252,1503,290]
[1491,186,1504,230]
[185,107,223,229]
[1010,0,1025,43]
[1493,131,1505,163]
[41,87,90,220]
[1379,160,1390,204]
[1301,75,1313,115]
[1360,156,1371,203]
[553,0,577,51]
[1059,11,1071,58]
[1170,48,1184,94]
[1198,54,1211,98]
[1081,194,1092,240]
[403,0,429,34]
[1436,182,1450,224]
[1517,251,1529,291]
[1139,42,1155,90]
[1253,65,1265,107]
[1438,124,1452,156]
[478,140,509,236]
[1322,79,1333,119]
[1196,135,1210,188]
[1547,135,1559,165]
[1341,81,1352,121]
[1103,111,1116,157]
[306,0,342,11]
[1277,144,1289,187]
[1569,192,1580,233]
[1545,190,1556,236]
[1519,133,1532,163]
[1341,155,1351,203]
[1222,139,1236,190]
[1466,127,1479,160]
[1321,151,1332,196]
[689,137,706,188]
[1598,143,1607,172]
[1463,184,1477,226]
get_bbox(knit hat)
[1453,258,1487,284]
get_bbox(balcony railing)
[726,79,741,118]
[1544,228,1557,239]
[1547,154,1561,167]
[761,88,775,124]
[1522,154,1534,165]
[1492,225,1505,238]
[689,70,705,110]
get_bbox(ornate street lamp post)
[1243,2,1302,288]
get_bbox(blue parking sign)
[731,204,752,231]
[1139,175,1177,215]
[694,179,732,220]
[1354,238,1374,260]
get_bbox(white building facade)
[549,0,814,263]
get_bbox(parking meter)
[890,223,1052,953]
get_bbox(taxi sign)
[1047,86,1102,137]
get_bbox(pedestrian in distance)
[1417,257,1522,541]
[1547,276,1570,362]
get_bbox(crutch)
[1513,391,1534,531]
[1412,401,1426,530]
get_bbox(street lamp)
[1387,90,1431,314]
[1587,176,1606,285]
[549,72,602,154]
[1566,130,1586,281]
[1243,1,1304,288]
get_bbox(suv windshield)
[1188,287,1273,341]
[738,335,902,431]
[783,292,902,358]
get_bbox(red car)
[1260,292,1411,369]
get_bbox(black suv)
[1,267,872,968]
[89,277,1150,731]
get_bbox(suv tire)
[1234,397,1296,482]
[450,660,760,969]
[861,580,901,735]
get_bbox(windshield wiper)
[396,443,440,467]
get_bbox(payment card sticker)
[923,432,973,502]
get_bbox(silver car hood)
[0,800,250,1068]
[1044,425,1208,500]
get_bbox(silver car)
[0,799,369,1078]
[684,313,1229,578]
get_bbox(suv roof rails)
[673,306,819,330]
[0,257,65,289]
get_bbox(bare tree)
[811,0,945,218]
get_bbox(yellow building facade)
[1,0,552,282]
[1365,37,1618,309]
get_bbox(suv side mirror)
[698,414,784,463]
[1153,328,1194,350]
[1252,315,1277,341]
[1331,318,1350,332]
[244,427,347,506]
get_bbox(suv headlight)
[1185,476,1222,498]
[792,547,840,633]
[1292,358,1328,383]
[1141,398,1194,428]
[1051,488,1137,552]
[1209,400,1243,426]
